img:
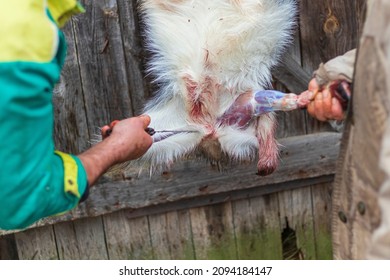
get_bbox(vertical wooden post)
[332,0,390,259]
[299,0,366,133]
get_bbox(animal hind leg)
[256,112,279,176]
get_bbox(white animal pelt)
[137,0,297,174]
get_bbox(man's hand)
[78,115,153,186]
[100,115,153,162]
[306,78,347,121]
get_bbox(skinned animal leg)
[256,112,279,176]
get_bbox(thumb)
[308,78,319,93]
[138,114,151,128]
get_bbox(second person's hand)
[306,78,348,121]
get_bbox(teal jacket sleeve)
[0,1,87,230]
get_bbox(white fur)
[136,0,297,170]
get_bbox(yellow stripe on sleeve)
[47,0,85,28]
[54,151,81,199]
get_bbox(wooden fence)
[0,0,366,260]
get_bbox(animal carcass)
[137,0,297,175]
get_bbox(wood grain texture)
[117,0,152,114]
[70,0,134,129]
[54,21,90,153]
[272,25,310,94]
[299,0,365,72]
[0,132,340,239]
[104,212,153,260]
[14,227,58,260]
[53,217,109,260]
[272,53,311,95]
[274,27,308,139]
[190,202,237,260]
[0,234,18,260]
[299,0,366,133]
[233,194,283,260]
[122,175,334,220]
[0,132,340,235]
[278,187,316,260]
[149,210,194,259]
[72,217,109,260]
[311,183,333,259]
[78,132,341,218]
[53,221,82,260]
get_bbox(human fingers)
[101,120,121,139]
[307,98,316,117]
[331,97,345,120]
[321,88,334,119]
[138,115,151,129]
[308,78,320,93]
[126,119,153,160]
[313,93,327,121]
[101,125,111,139]
[106,117,153,162]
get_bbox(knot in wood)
[323,15,340,34]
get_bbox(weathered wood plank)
[299,0,365,73]
[147,214,170,259]
[275,25,308,139]
[117,0,152,114]
[311,183,333,259]
[190,202,237,260]
[103,211,135,260]
[14,227,58,260]
[299,0,366,133]
[71,0,134,131]
[53,222,82,260]
[122,174,334,220]
[0,132,341,236]
[233,194,283,260]
[72,217,109,260]
[53,19,90,153]
[54,217,109,260]
[104,213,153,259]
[0,235,18,260]
[276,110,307,139]
[273,20,310,95]
[287,19,302,65]
[149,210,194,260]
[278,186,316,260]
[273,53,311,95]
[0,175,332,240]
[77,132,341,216]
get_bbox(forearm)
[78,117,153,186]
[77,139,119,186]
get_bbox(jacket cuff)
[47,0,85,27]
[314,49,356,87]
[54,151,88,202]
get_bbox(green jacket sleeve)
[0,0,87,230]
